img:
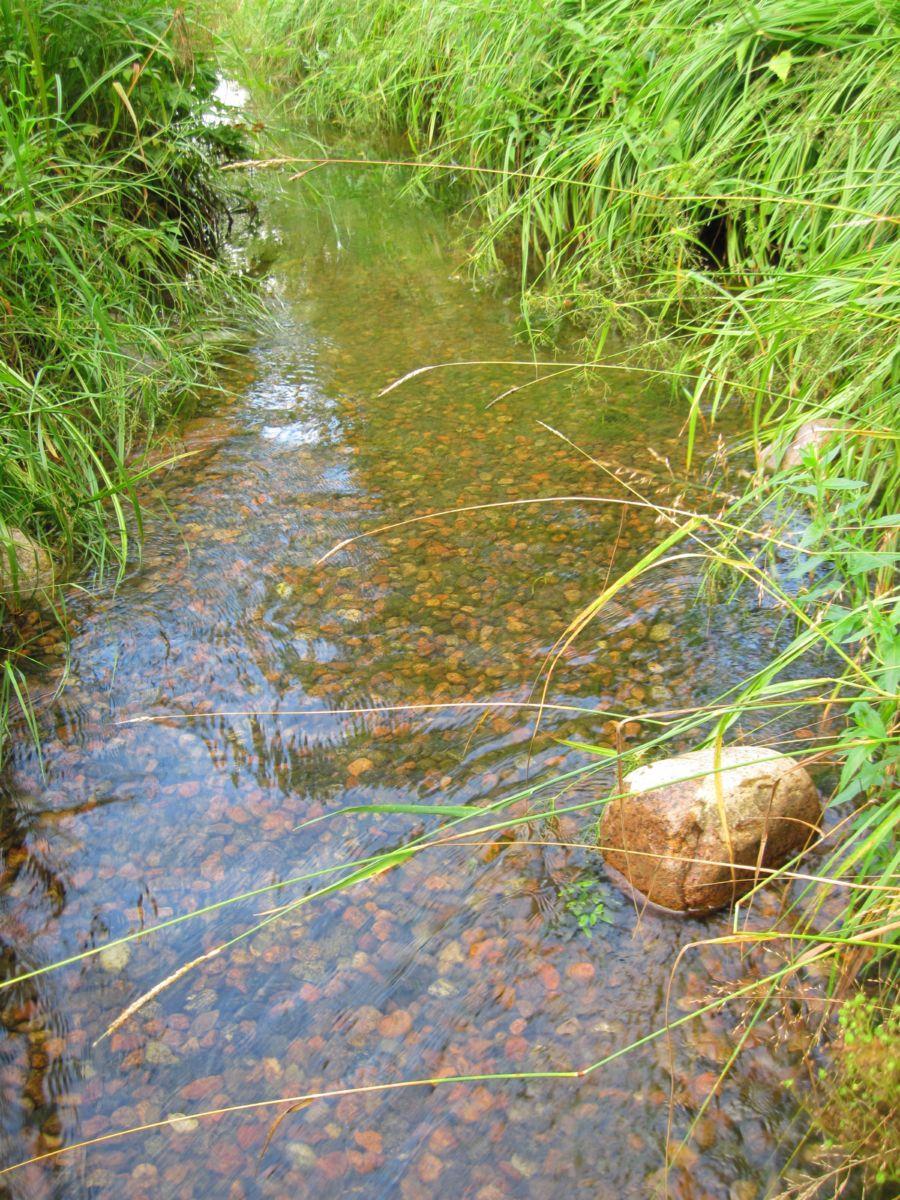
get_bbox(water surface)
[1,153,810,1199]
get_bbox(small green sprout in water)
[558,877,613,937]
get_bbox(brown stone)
[600,746,821,912]
[377,1008,413,1038]
[0,528,55,605]
[759,418,840,472]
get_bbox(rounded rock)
[0,528,55,605]
[759,418,840,473]
[599,745,820,913]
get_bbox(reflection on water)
[1,157,812,1199]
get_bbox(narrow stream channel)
[1,146,812,1199]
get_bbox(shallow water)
[1,156,815,1199]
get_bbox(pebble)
[566,961,595,982]
[378,1009,413,1038]
[428,978,459,998]
[286,1141,318,1168]
[417,1152,443,1183]
[355,1130,383,1154]
[166,1113,199,1135]
[145,1041,179,1065]
[131,1163,158,1186]
[649,622,674,641]
[86,1170,116,1188]
[538,964,560,991]
[509,1154,539,1178]
[347,757,374,777]
[180,1075,222,1101]
[98,942,131,973]
[729,1184,758,1200]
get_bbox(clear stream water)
[1,142,820,1200]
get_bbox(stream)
[0,138,817,1200]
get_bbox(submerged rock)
[759,418,840,472]
[600,746,820,913]
[0,528,55,605]
[166,1113,200,1135]
[98,941,131,972]
[648,622,674,642]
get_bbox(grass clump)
[803,992,900,1192]
[0,1,255,757]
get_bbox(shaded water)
[2,155,813,1199]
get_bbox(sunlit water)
[1,148,820,1200]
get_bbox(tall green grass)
[0,1,254,758]
[259,0,899,412]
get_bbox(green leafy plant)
[804,993,900,1192]
[558,876,612,937]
